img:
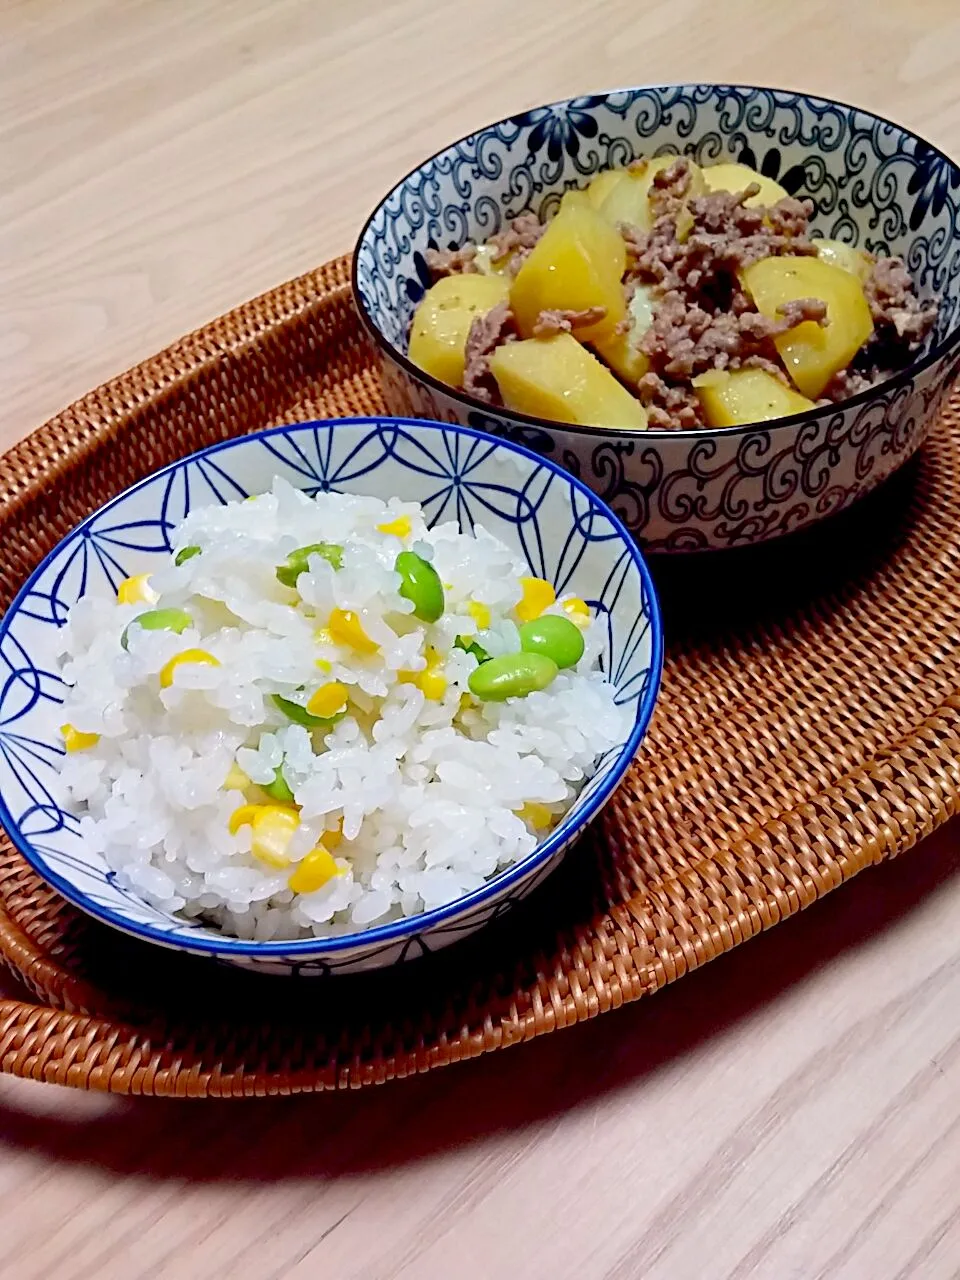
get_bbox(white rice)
[55,478,630,941]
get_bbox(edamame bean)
[120,608,192,650]
[468,652,558,701]
[263,765,295,804]
[174,545,201,566]
[395,551,444,622]
[276,542,343,588]
[518,614,584,669]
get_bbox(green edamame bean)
[120,608,192,650]
[263,765,295,804]
[518,614,584,669]
[174,545,201,566]
[395,551,444,622]
[454,635,491,664]
[276,543,343,588]
[468,652,558,701]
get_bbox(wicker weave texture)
[1,256,959,1096]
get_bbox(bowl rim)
[0,415,664,959]
[352,81,960,442]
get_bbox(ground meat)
[532,306,607,338]
[488,212,545,262]
[765,196,816,238]
[425,244,478,277]
[649,158,695,219]
[639,292,823,382]
[864,256,937,345]
[820,367,876,402]
[462,302,517,403]
[636,372,705,430]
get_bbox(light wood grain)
[3,2,960,1276]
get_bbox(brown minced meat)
[438,158,937,425]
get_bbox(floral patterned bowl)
[0,418,662,976]
[353,85,960,552]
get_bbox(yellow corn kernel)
[516,577,556,623]
[251,808,300,868]
[377,515,412,538]
[561,596,591,627]
[315,658,332,673]
[322,819,343,850]
[159,647,220,689]
[328,608,379,655]
[60,723,100,752]
[223,762,250,791]
[467,600,491,630]
[416,647,447,701]
[517,802,553,831]
[288,844,341,894]
[396,668,420,684]
[307,681,349,719]
[116,573,157,605]
[457,692,472,715]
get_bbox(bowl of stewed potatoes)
[353,85,960,551]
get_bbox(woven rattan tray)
[2,254,960,1096]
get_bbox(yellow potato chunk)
[586,169,627,210]
[599,155,705,235]
[408,274,511,386]
[813,239,873,283]
[510,203,626,341]
[703,162,789,208]
[473,243,513,276]
[490,333,648,429]
[591,284,656,386]
[742,256,874,399]
[692,369,816,427]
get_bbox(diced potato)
[813,238,873,283]
[591,284,656,386]
[510,203,626,341]
[692,369,816,427]
[703,162,789,208]
[408,274,511,386]
[490,333,648,429]
[742,256,874,399]
[586,169,628,210]
[599,155,705,235]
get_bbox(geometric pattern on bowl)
[0,418,662,974]
[354,84,960,551]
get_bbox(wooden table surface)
[4,2,960,1276]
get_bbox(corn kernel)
[467,600,491,630]
[228,803,300,868]
[328,608,379,655]
[288,844,341,894]
[159,647,220,689]
[377,515,412,538]
[516,577,556,623]
[416,647,447,701]
[323,819,343,850]
[517,802,553,831]
[60,723,100,752]
[561,596,591,628]
[315,658,332,673]
[223,762,250,791]
[307,681,349,719]
[116,573,157,605]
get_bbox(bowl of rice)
[0,417,661,975]
[353,84,960,552]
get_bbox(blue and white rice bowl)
[0,418,662,976]
[353,84,960,552]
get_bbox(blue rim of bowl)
[351,82,960,442]
[0,416,664,958]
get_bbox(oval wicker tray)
[2,255,960,1096]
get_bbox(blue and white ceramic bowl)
[354,85,960,552]
[0,418,662,976]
